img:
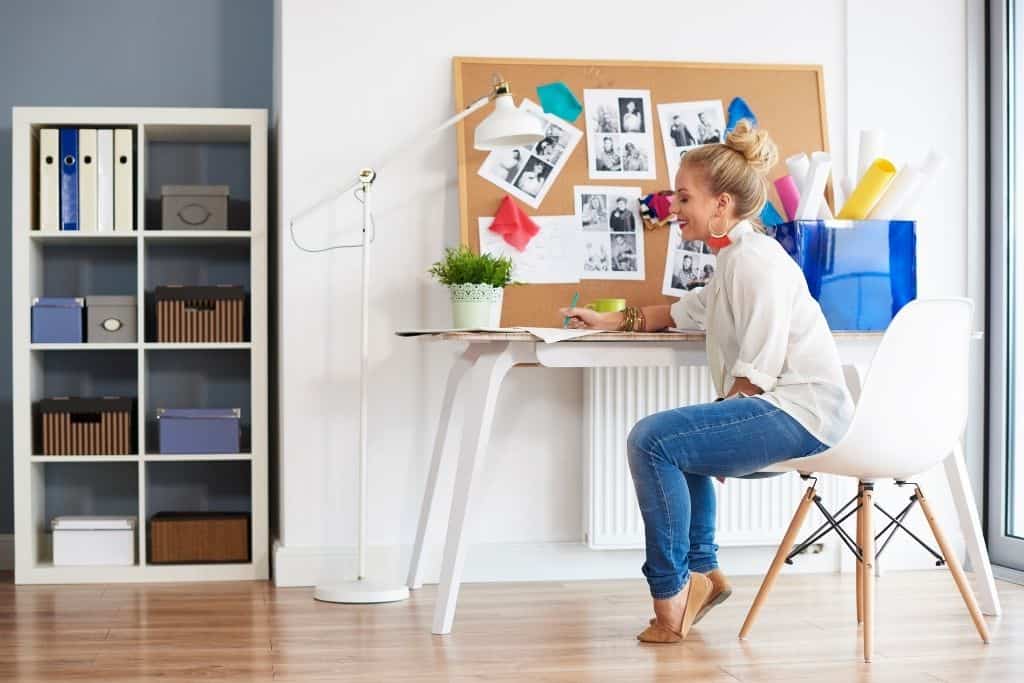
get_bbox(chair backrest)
[802,298,973,479]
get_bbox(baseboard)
[993,564,1024,586]
[0,534,13,571]
[272,538,842,588]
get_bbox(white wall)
[275,0,978,586]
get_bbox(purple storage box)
[32,297,84,343]
[157,408,241,454]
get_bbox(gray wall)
[0,0,273,534]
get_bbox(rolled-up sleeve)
[670,285,709,329]
[728,265,794,392]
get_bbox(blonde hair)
[682,120,779,228]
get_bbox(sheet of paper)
[656,99,725,182]
[574,185,645,281]
[519,327,605,343]
[662,222,715,297]
[477,99,583,209]
[583,89,657,180]
[478,215,582,284]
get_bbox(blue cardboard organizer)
[769,220,917,331]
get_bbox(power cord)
[288,186,376,253]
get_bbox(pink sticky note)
[774,175,801,222]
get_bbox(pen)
[563,291,579,328]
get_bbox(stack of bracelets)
[619,306,647,332]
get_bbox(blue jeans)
[626,396,829,599]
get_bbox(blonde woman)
[561,121,854,643]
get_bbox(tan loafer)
[648,569,733,628]
[637,572,713,643]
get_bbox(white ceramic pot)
[450,283,504,328]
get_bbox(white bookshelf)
[12,107,268,584]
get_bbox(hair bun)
[724,119,778,175]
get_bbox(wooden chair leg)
[856,483,864,625]
[862,483,876,663]
[915,485,992,644]
[739,482,817,639]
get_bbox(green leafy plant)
[428,247,514,288]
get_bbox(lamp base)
[314,580,410,604]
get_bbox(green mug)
[586,298,627,313]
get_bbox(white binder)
[78,129,98,231]
[97,129,114,231]
[114,129,134,231]
[39,129,59,232]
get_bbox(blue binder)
[59,128,78,231]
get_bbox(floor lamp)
[289,78,545,604]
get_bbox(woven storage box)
[38,396,133,456]
[149,512,250,564]
[155,285,245,343]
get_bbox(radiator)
[584,367,840,549]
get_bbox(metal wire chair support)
[785,482,944,567]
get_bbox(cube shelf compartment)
[12,107,267,584]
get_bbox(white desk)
[403,331,1001,635]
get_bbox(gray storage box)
[86,295,137,342]
[161,185,229,230]
[157,408,241,454]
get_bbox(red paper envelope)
[489,195,539,251]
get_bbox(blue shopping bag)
[769,220,917,331]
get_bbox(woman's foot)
[647,569,733,627]
[636,573,713,643]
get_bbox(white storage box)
[52,516,137,566]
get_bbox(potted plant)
[428,247,513,328]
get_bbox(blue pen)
[563,291,580,328]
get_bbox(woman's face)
[671,161,732,242]
[603,138,613,153]
[626,101,636,113]
[683,255,692,268]
[590,196,602,209]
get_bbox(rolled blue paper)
[537,82,582,123]
[725,97,757,133]
[760,201,784,227]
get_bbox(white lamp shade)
[473,94,545,150]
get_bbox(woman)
[623,142,647,171]
[515,161,546,197]
[622,100,643,132]
[560,121,854,644]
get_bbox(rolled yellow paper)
[837,158,897,219]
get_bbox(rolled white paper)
[786,153,811,193]
[795,152,832,220]
[868,163,923,220]
[898,149,945,219]
[857,130,884,182]
[840,176,855,201]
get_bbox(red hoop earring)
[706,214,732,249]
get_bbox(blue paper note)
[760,201,785,227]
[537,82,582,123]
[725,97,757,134]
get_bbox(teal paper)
[760,201,784,227]
[537,82,582,122]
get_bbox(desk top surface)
[420,331,886,343]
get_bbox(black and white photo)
[610,233,638,272]
[657,99,726,182]
[619,97,645,133]
[584,238,610,272]
[584,89,656,180]
[662,221,717,297]
[574,185,645,280]
[580,193,608,230]
[513,157,553,198]
[477,98,582,208]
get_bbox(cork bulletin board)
[453,57,831,327]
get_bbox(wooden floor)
[1,570,1020,682]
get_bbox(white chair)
[738,298,992,663]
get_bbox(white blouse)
[670,219,855,446]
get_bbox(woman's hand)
[559,307,623,330]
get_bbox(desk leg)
[945,440,1002,616]
[432,343,518,635]
[407,345,482,590]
